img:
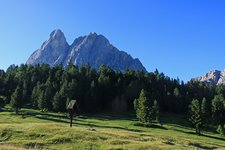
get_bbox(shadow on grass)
[17,109,143,133]
[134,122,168,130]
[173,128,225,142]
[35,115,143,133]
[1,107,14,113]
[82,113,136,121]
[22,110,66,119]
[188,142,217,150]
[160,113,192,129]
[202,134,225,141]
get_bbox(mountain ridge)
[191,69,225,85]
[26,29,146,72]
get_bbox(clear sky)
[0,0,225,82]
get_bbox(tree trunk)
[70,116,73,127]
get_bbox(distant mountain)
[26,29,146,72]
[191,70,225,85]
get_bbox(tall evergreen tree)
[201,97,207,123]
[134,89,159,124]
[31,83,41,108]
[152,100,160,122]
[212,94,225,126]
[52,81,69,112]
[134,89,150,123]
[22,81,29,103]
[44,79,54,109]
[53,91,62,112]
[189,99,204,135]
[11,85,23,114]
[38,90,47,111]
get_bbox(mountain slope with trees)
[0,64,225,135]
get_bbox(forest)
[0,63,224,135]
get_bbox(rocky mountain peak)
[192,69,225,85]
[84,32,109,46]
[26,29,69,66]
[88,32,98,37]
[50,29,64,38]
[27,29,146,72]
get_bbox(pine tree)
[189,99,203,135]
[11,85,23,114]
[212,94,225,126]
[152,100,160,122]
[53,91,62,111]
[216,124,225,135]
[134,89,150,123]
[22,81,28,103]
[134,89,159,124]
[201,97,207,124]
[31,83,41,108]
[38,90,47,111]
[44,79,54,109]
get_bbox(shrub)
[216,124,225,136]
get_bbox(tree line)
[0,63,224,135]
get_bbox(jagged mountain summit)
[26,29,69,66]
[26,29,146,72]
[191,69,225,85]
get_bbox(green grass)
[0,107,225,150]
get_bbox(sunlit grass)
[0,108,224,149]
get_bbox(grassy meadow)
[0,107,225,150]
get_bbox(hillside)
[1,62,225,149]
[0,107,225,150]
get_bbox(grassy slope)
[0,108,225,150]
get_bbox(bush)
[216,125,225,136]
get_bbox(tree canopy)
[0,63,224,130]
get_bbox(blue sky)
[0,0,225,82]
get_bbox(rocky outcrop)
[192,70,225,85]
[27,29,146,72]
[27,29,69,67]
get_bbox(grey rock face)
[27,30,146,72]
[26,29,69,67]
[192,70,225,85]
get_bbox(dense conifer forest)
[0,63,224,134]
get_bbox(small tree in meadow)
[216,124,225,136]
[134,89,150,123]
[134,89,159,124]
[189,99,206,135]
[11,85,23,114]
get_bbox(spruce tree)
[189,99,203,135]
[11,85,23,114]
[134,89,150,123]
[201,97,207,123]
[212,94,225,128]
[134,89,159,124]
[31,83,41,108]
[38,90,47,111]
[53,91,62,111]
[22,81,28,103]
[53,83,68,112]
[44,79,54,109]
[216,124,225,135]
[152,100,160,122]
